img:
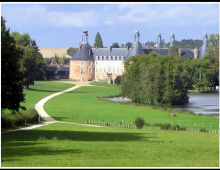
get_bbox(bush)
[1,113,15,128]
[199,128,209,132]
[135,117,145,129]
[157,123,172,130]
[114,76,121,85]
[1,108,39,129]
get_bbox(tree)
[168,46,180,57]
[11,32,46,89]
[94,32,103,48]
[51,53,59,64]
[11,31,31,46]
[1,16,25,112]
[67,47,77,56]
[126,42,132,48]
[112,42,119,48]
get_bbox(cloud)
[1,4,99,28]
[1,3,219,29]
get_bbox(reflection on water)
[170,93,219,116]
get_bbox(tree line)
[121,35,219,105]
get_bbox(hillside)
[39,48,72,58]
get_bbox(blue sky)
[1,3,219,48]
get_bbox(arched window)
[81,67,85,74]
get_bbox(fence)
[81,119,219,134]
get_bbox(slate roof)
[126,42,144,60]
[92,47,128,57]
[147,49,169,56]
[48,66,69,72]
[180,49,194,58]
[71,43,94,61]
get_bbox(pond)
[102,93,219,117]
[170,93,219,116]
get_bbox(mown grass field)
[1,81,219,167]
[44,82,219,130]
[2,123,219,167]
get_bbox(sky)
[1,3,219,48]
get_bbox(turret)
[170,30,175,47]
[199,31,208,58]
[155,30,162,49]
[82,29,88,44]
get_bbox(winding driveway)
[2,81,102,133]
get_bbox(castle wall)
[69,60,95,81]
[94,60,125,81]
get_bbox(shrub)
[199,128,209,132]
[1,113,15,128]
[135,117,145,129]
[1,108,39,129]
[114,76,121,85]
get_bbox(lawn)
[1,123,219,167]
[1,81,219,167]
[44,83,219,130]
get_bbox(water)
[170,93,219,116]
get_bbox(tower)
[82,29,88,44]
[199,32,208,58]
[155,30,162,49]
[170,30,175,47]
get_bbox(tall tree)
[1,16,25,112]
[112,42,119,48]
[94,32,103,48]
[11,32,46,89]
[67,47,77,56]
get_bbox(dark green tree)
[94,32,103,48]
[1,16,25,112]
[168,46,180,57]
[67,47,77,56]
[112,42,119,48]
[126,42,133,48]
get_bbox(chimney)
[89,49,91,56]
[178,48,181,56]
[194,47,198,59]
[110,46,113,53]
[126,46,130,51]
[79,42,81,50]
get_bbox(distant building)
[48,64,69,80]
[69,29,208,82]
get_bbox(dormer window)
[98,56,100,60]
[106,56,109,60]
[111,56,113,60]
[119,56,121,60]
[102,56,104,60]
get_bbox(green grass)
[90,81,121,88]
[1,123,219,167]
[44,85,219,130]
[2,81,219,167]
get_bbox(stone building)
[69,29,208,82]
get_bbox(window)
[70,61,74,65]
[81,67,85,74]
[81,61,84,65]
[96,68,98,73]
[89,61,93,65]
[89,67,92,73]
[111,56,113,60]
[106,56,109,60]
[104,68,106,73]
[108,67,111,72]
[113,68,115,73]
[102,56,104,60]
[115,56,117,60]
[98,57,100,60]
[100,67,102,73]
[119,56,121,60]
[117,68,119,73]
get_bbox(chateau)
[69,30,208,82]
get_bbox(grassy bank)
[44,83,218,130]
